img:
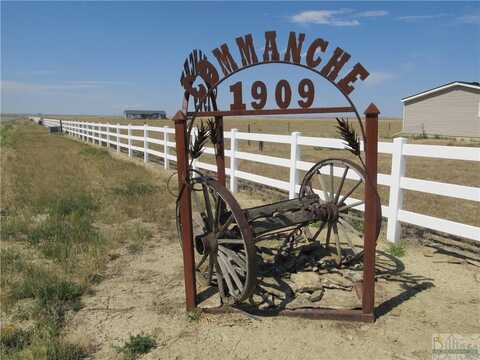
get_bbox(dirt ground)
[65,188,480,360]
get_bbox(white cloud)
[457,14,480,24]
[291,10,354,26]
[291,9,387,26]
[364,71,397,87]
[397,14,447,22]
[356,10,388,17]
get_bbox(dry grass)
[0,119,177,358]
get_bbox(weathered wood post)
[363,103,379,319]
[173,111,197,311]
[215,116,226,186]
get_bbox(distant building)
[124,110,167,120]
[401,81,480,138]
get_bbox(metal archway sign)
[173,31,380,322]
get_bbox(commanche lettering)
[180,31,370,107]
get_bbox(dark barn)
[124,110,167,119]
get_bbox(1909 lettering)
[229,79,316,111]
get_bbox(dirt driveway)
[66,193,479,360]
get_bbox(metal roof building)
[124,110,167,119]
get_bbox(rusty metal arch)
[182,59,367,140]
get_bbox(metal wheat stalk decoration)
[336,117,366,168]
[189,121,210,162]
[206,118,219,156]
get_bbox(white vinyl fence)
[30,117,480,244]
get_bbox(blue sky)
[1,1,479,117]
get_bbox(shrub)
[126,224,153,254]
[0,324,32,353]
[387,242,406,257]
[116,334,157,360]
[186,308,202,322]
[27,193,101,264]
[46,338,87,360]
[0,123,16,147]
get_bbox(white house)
[401,81,480,138]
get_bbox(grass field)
[1,118,478,359]
[52,114,479,228]
[0,120,176,358]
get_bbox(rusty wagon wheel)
[299,158,382,266]
[186,177,256,304]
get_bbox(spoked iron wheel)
[184,177,256,304]
[299,158,381,266]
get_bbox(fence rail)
[30,117,480,243]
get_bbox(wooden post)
[215,116,226,186]
[362,103,379,319]
[173,111,196,311]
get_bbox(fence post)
[363,103,379,318]
[191,127,198,171]
[144,123,149,163]
[128,124,132,157]
[289,132,301,199]
[387,137,407,243]
[230,128,238,193]
[116,124,120,152]
[106,123,110,149]
[163,126,169,169]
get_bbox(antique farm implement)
[178,156,381,303]
[173,31,382,321]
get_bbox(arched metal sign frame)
[182,60,367,142]
[173,34,380,322]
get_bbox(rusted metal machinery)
[173,31,381,322]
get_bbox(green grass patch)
[126,224,153,254]
[1,121,176,357]
[386,242,406,257]
[111,180,159,198]
[186,308,202,322]
[0,123,17,147]
[0,324,32,354]
[79,147,109,157]
[116,334,157,360]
